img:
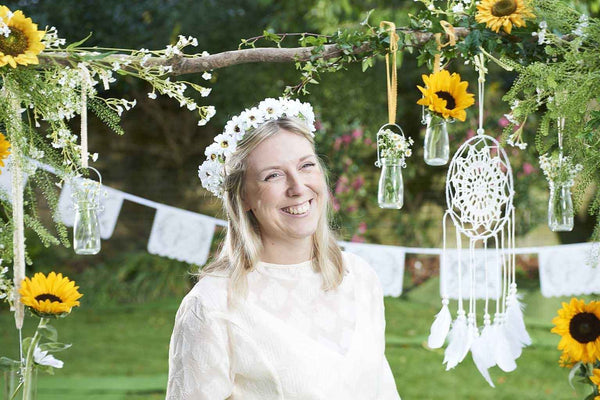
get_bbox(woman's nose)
[286,171,305,196]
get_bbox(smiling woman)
[166,98,401,399]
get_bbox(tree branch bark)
[38,28,469,76]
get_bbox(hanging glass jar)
[3,366,37,400]
[424,113,449,166]
[375,123,412,209]
[548,181,574,232]
[71,167,103,255]
[377,158,404,209]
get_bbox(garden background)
[1,0,600,399]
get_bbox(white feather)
[471,323,496,387]
[428,300,452,349]
[506,291,531,347]
[443,314,470,370]
[492,320,517,372]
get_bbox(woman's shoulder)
[181,273,230,314]
[341,251,379,284]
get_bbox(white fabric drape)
[539,242,600,297]
[147,206,215,266]
[341,241,405,297]
[440,249,502,300]
[0,155,35,203]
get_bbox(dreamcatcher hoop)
[445,134,515,241]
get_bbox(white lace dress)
[166,251,400,400]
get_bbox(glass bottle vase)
[378,158,404,209]
[3,367,37,400]
[424,114,449,166]
[548,182,574,232]
[73,199,101,255]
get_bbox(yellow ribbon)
[380,21,399,125]
[433,21,457,73]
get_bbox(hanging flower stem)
[21,318,48,400]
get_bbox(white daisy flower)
[258,98,283,117]
[204,142,223,161]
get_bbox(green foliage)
[497,0,600,238]
[88,97,125,136]
[75,252,195,306]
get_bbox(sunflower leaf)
[38,342,72,353]
[38,324,58,342]
[568,362,583,388]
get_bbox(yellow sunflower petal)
[475,0,535,34]
[552,298,600,364]
[0,7,45,69]
[415,69,474,121]
[19,271,83,317]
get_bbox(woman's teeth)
[282,201,310,215]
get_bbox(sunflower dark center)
[492,0,518,17]
[35,293,63,303]
[0,27,29,56]
[569,312,600,344]
[435,91,456,110]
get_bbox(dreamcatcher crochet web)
[427,54,530,387]
[447,135,513,240]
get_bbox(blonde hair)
[199,117,344,303]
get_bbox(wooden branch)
[38,28,469,76]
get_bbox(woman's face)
[243,130,326,245]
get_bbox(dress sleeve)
[366,256,402,400]
[379,356,401,400]
[166,295,233,400]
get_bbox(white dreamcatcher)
[427,54,531,386]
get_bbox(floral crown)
[198,97,317,198]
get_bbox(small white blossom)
[202,72,212,81]
[532,20,549,45]
[148,92,157,99]
[33,347,64,369]
[452,3,464,13]
[573,14,589,37]
[165,44,181,57]
[206,105,216,119]
[200,87,212,97]
[0,22,10,37]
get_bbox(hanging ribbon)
[379,21,399,125]
[79,66,90,169]
[433,21,457,73]
[557,116,565,169]
[6,90,26,331]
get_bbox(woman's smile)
[281,199,312,216]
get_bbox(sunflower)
[475,0,535,34]
[0,6,45,68]
[0,132,10,173]
[591,368,600,386]
[558,352,574,368]
[19,272,83,317]
[416,69,475,122]
[551,298,600,364]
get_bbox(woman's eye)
[302,162,316,169]
[264,172,280,181]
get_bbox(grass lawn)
[0,277,594,400]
